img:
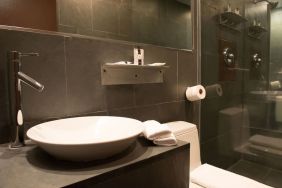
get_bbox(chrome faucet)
[8,51,44,148]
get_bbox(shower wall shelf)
[219,11,247,32]
[248,25,267,39]
[101,64,169,85]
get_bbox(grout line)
[63,37,69,114]
[176,52,179,100]
[91,0,94,32]
[57,0,61,26]
[118,1,121,36]
[133,85,137,107]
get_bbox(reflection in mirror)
[0,0,192,50]
[270,1,282,82]
[0,0,57,31]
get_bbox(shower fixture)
[222,48,235,67]
[253,0,279,9]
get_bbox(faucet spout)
[17,72,44,92]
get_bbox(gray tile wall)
[0,27,198,144]
[57,0,193,50]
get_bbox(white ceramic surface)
[27,116,144,161]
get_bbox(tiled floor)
[228,160,282,188]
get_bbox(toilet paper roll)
[205,84,223,98]
[270,81,281,90]
[186,85,206,101]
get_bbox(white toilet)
[165,121,273,188]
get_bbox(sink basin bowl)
[27,116,144,161]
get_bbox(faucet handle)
[19,52,39,57]
[9,51,39,62]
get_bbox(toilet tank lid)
[164,121,197,136]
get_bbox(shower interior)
[201,0,282,187]
[253,0,279,9]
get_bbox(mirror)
[0,0,192,50]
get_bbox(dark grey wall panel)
[0,27,198,144]
[0,29,68,142]
[57,0,193,50]
[134,46,178,106]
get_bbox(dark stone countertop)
[0,138,189,188]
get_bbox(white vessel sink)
[27,116,144,161]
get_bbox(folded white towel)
[191,164,273,188]
[153,133,177,146]
[142,120,177,146]
[143,120,172,140]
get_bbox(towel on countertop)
[153,133,177,146]
[143,120,171,140]
[191,164,273,188]
[142,120,177,146]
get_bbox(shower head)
[253,0,279,8]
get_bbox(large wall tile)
[92,0,119,34]
[109,106,160,122]
[65,37,135,116]
[65,37,104,116]
[177,50,197,100]
[104,85,135,110]
[134,46,178,106]
[58,0,93,33]
[157,101,187,123]
[0,30,68,122]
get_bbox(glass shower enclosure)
[201,0,282,186]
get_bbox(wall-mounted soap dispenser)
[134,47,144,65]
